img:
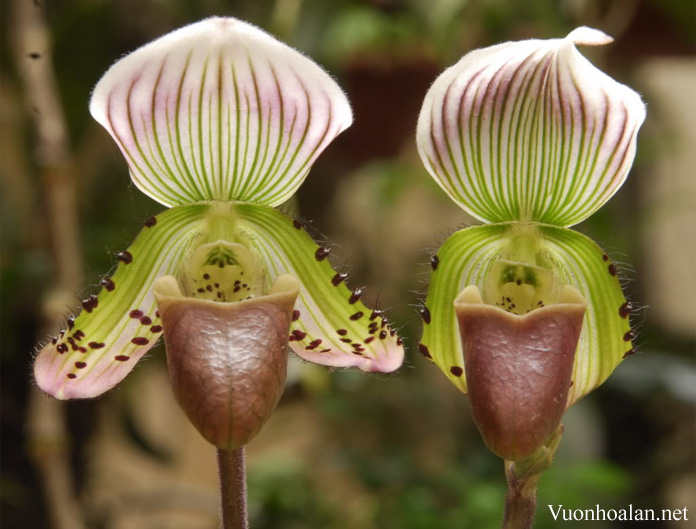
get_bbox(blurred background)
[1,0,694,527]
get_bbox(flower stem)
[217,447,249,529]
[501,426,564,529]
[502,462,540,529]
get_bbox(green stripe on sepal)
[34,204,210,399]
[420,224,511,392]
[417,27,645,227]
[538,225,633,405]
[235,203,404,373]
[89,17,352,208]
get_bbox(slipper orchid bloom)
[33,17,404,449]
[416,27,645,463]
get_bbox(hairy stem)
[217,448,249,529]
[502,462,540,529]
[501,426,564,529]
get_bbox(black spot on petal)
[420,306,431,324]
[332,273,347,287]
[114,355,130,362]
[450,366,463,377]
[82,295,98,313]
[292,310,300,322]
[350,311,364,321]
[130,309,144,319]
[418,343,431,359]
[349,289,362,305]
[291,329,306,341]
[131,337,149,346]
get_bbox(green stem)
[502,462,540,529]
[217,447,249,529]
[501,426,564,529]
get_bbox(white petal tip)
[566,26,614,46]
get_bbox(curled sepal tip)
[90,17,352,207]
[154,273,299,449]
[417,26,646,226]
[235,203,404,373]
[455,285,586,461]
[33,205,209,400]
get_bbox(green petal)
[34,205,210,399]
[417,27,645,226]
[235,203,404,372]
[90,17,352,207]
[420,224,511,392]
[421,222,633,404]
[538,225,632,405]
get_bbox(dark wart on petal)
[430,255,439,271]
[623,349,636,358]
[117,251,133,264]
[82,295,98,313]
[332,273,347,287]
[131,337,149,346]
[449,366,463,377]
[418,343,432,359]
[315,247,330,261]
[292,310,301,322]
[420,306,431,324]
[101,278,116,291]
[144,216,157,227]
[608,263,617,276]
[623,330,634,342]
[619,302,632,319]
[349,289,362,305]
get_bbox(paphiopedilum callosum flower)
[33,17,404,449]
[416,27,645,463]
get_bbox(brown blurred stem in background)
[10,1,86,528]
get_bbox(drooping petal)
[417,27,646,227]
[420,224,512,392]
[538,225,633,406]
[90,17,352,207]
[235,203,404,372]
[34,205,210,399]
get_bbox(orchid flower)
[33,17,404,449]
[416,26,645,471]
